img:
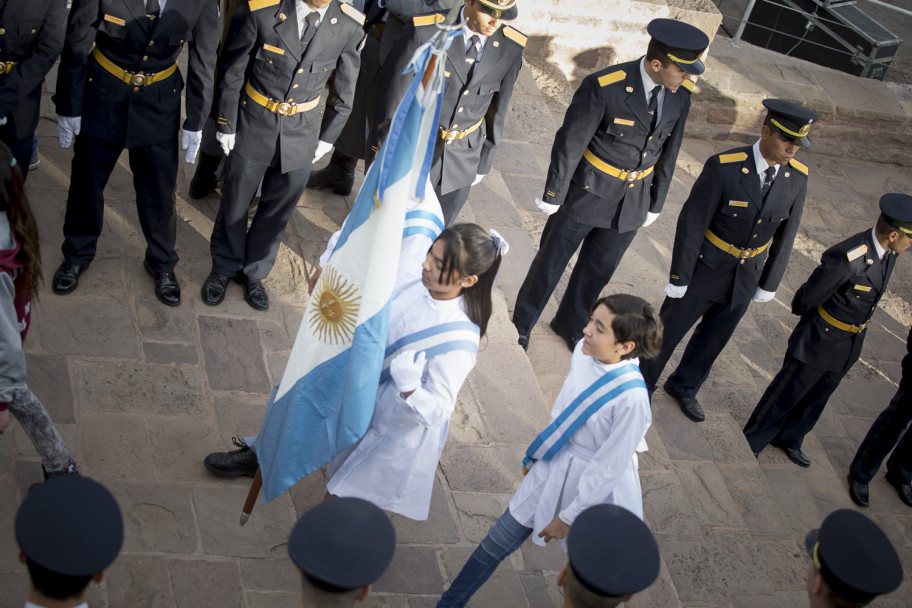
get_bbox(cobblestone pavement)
[3,38,912,608]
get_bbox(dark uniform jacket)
[55,0,219,148]
[669,146,808,306]
[542,59,690,232]
[373,13,524,194]
[788,229,895,372]
[216,0,364,173]
[0,0,67,141]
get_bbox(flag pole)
[239,466,263,526]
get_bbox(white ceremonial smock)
[509,343,652,548]
[326,272,477,520]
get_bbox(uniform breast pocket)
[843,281,877,305]
[11,21,42,45]
[98,16,127,39]
[718,201,751,229]
[253,46,286,80]
[305,61,334,92]
[762,204,790,225]
[605,118,637,141]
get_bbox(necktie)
[466,34,480,64]
[647,85,661,131]
[882,251,891,280]
[761,166,776,200]
[146,0,160,19]
[301,11,319,45]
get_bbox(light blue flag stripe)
[378,339,481,384]
[384,320,479,356]
[406,209,446,231]
[403,226,440,240]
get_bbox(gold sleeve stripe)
[502,26,527,47]
[719,152,748,164]
[789,158,809,175]
[340,2,365,24]
[597,70,625,87]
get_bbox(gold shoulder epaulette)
[847,244,868,261]
[719,152,748,164]
[413,13,444,26]
[597,70,625,87]
[502,26,527,47]
[789,158,809,175]
[249,0,279,11]
[680,78,695,93]
[340,2,365,24]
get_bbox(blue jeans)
[437,508,532,608]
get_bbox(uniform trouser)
[210,151,311,280]
[850,381,912,484]
[640,294,750,396]
[512,208,637,339]
[62,133,179,271]
[0,122,35,182]
[437,183,472,226]
[436,508,532,608]
[8,386,69,471]
[743,353,846,453]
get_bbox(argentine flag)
[255,26,461,502]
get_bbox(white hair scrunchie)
[490,229,509,256]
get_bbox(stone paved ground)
[3,36,912,608]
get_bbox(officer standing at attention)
[288,497,395,607]
[848,325,912,508]
[15,476,124,608]
[512,19,708,352]
[51,0,219,306]
[306,0,460,196]
[0,0,67,181]
[370,0,525,225]
[804,509,902,607]
[640,100,816,422]
[744,194,912,467]
[201,0,364,311]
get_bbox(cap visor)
[804,530,819,557]
[678,57,705,76]
[798,135,811,148]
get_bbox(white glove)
[57,116,81,148]
[0,116,6,126]
[390,350,426,394]
[181,129,202,164]
[472,173,485,186]
[216,131,236,156]
[664,283,687,298]
[534,198,559,216]
[312,140,333,164]
[752,287,776,303]
[642,212,660,227]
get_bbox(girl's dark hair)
[0,142,41,298]
[590,294,662,360]
[436,223,502,337]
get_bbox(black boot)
[307,150,357,196]
[189,151,223,199]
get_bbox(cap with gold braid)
[646,18,709,76]
[880,193,912,235]
[476,0,517,20]
[761,99,818,148]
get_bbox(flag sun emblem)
[310,266,361,345]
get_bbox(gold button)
[322,67,327,71]
[452,124,458,129]
[584,185,589,190]
[699,254,703,259]
[268,59,272,64]
[642,152,647,157]
[488,89,493,93]
[648,136,652,140]
[142,55,148,61]
[733,213,738,217]
[149,40,154,46]
[31,29,36,33]
[757,219,762,224]
[0,28,6,35]
[298,68,304,73]
[180,39,184,43]
[287,98,293,102]
[825,328,829,332]
[134,86,139,92]
[88,77,92,82]
[628,183,634,189]
[462,90,468,96]
[242,100,246,104]
[292,83,299,88]
[457,107,463,112]
[753,234,758,238]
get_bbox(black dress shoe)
[517,334,529,351]
[848,474,869,507]
[201,272,230,306]
[885,472,912,507]
[144,260,181,307]
[204,437,259,478]
[188,151,222,199]
[235,274,269,311]
[52,261,89,295]
[774,444,810,468]
[306,163,355,196]
[663,380,705,422]
[549,319,579,352]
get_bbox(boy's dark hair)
[26,559,93,600]
[645,40,672,68]
[590,294,663,360]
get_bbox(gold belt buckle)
[442,130,457,144]
[625,170,639,182]
[129,72,147,86]
[739,248,752,260]
[275,102,293,116]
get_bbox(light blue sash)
[379,320,480,383]
[402,209,445,241]
[522,363,645,470]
